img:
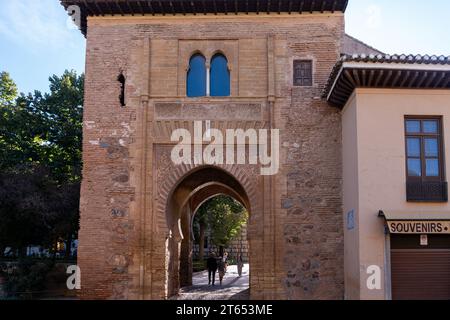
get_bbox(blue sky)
[0,0,449,94]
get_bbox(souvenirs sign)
[387,220,450,234]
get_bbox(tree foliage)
[194,196,248,249]
[0,72,17,106]
[0,70,83,256]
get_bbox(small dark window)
[405,117,447,202]
[293,60,313,87]
[118,73,126,107]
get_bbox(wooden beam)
[190,0,196,15]
[408,71,419,88]
[310,0,316,13]
[339,75,355,91]
[158,0,165,16]
[442,74,450,87]
[180,0,186,15]
[331,96,347,107]
[332,0,338,13]
[344,70,356,87]
[136,0,145,15]
[83,0,94,15]
[125,0,134,16]
[368,69,375,86]
[337,76,354,91]
[213,0,218,14]
[94,1,103,16]
[115,0,125,16]
[391,70,402,87]
[399,71,411,87]
[202,0,207,15]
[382,70,393,87]
[333,86,351,99]
[374,70,384,87]
[416,72,428,87]
[169,1,176,15]
[134,1,146,15]
[352,69,361,86]
[224,0,228,15]
[361,70,367,86]
[320,0,326,13]
[434,72,447,88]
[105,1,115,15]
[299,0,304,14]
[425,72,437,87]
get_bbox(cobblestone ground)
[171,264,250,300]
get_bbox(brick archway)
[160,164,260,298]
[157,164,260,220]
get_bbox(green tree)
[0,71,17,105]
[194,196,248,257]
[13,71,84,182]
[0,70,83,258]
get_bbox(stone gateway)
[61,0,347,300]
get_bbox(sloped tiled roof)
[338,53,450,65]
[325,54,450,108]
[342,34,384,56]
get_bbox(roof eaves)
[324,54,450,108]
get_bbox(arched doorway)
[164,166,252,298]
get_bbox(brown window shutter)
[294,60,313,87]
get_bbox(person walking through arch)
[237,254,244,277]
[217,256,227,286]
[207,252,218,286]
[223,252,229,273]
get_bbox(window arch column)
[206,60,211,97]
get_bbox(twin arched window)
[187,53,230,97]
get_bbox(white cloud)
[0,0,79,49]
[365,4,382,29]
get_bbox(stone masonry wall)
[79,13,345,300]
[193,224,250,263]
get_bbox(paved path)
[171,264,250,300]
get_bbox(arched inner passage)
[165,167,251,299]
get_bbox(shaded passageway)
[171,264,250,300]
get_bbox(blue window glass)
[407,138,421,157]
[406,120,421,133]
[408,159,422,177]
[187,54,206,97]
[426,159,440,177]
[423,120,438,134]
[210,54,230,97]
[425,138,439,157]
